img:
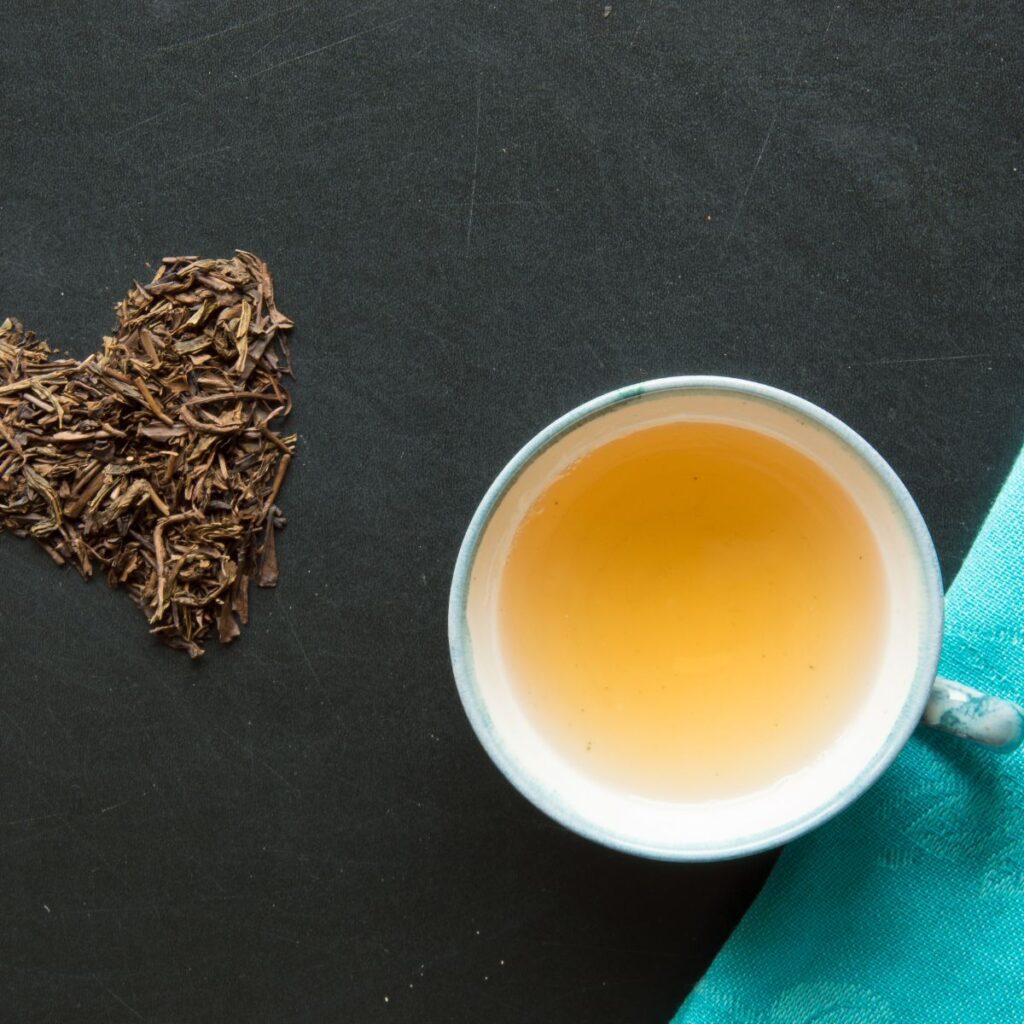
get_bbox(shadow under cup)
[449,378,944,860]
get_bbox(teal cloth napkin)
[673,445,1024,1024]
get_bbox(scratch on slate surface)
[726,110,779,242]
[92,976,146,1021]
[112,5,413,135]
[1,812,61,828]
[110,108,170,138]
[822,1,841,39]
[628,0,653,49]
[243,10,415,80]
[727,10,831,243]
[275,590,334,708]
[465,72,484,254]
[99,799,132,815]
[154,1,309,53]
[849,353,996,367]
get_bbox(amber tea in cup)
[499,420,888,800]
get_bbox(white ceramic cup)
[448,378,1023,860]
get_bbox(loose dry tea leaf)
[0,251,296,657]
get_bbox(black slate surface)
[1,2,1022,1021]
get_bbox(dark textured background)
[1,1,1022,1021]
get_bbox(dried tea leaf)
[257,521,278,588]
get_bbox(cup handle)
[923,676,1024,752]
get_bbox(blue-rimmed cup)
[449,377,1023,861]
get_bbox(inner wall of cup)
[463,386,936,856]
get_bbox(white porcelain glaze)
[449,378,944,860]
[925,676,1024,750]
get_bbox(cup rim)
[448,376,944,860]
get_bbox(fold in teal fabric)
[674,445,1024,1024]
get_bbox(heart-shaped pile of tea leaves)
[0,252,295,657]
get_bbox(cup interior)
[449,378,942,859]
